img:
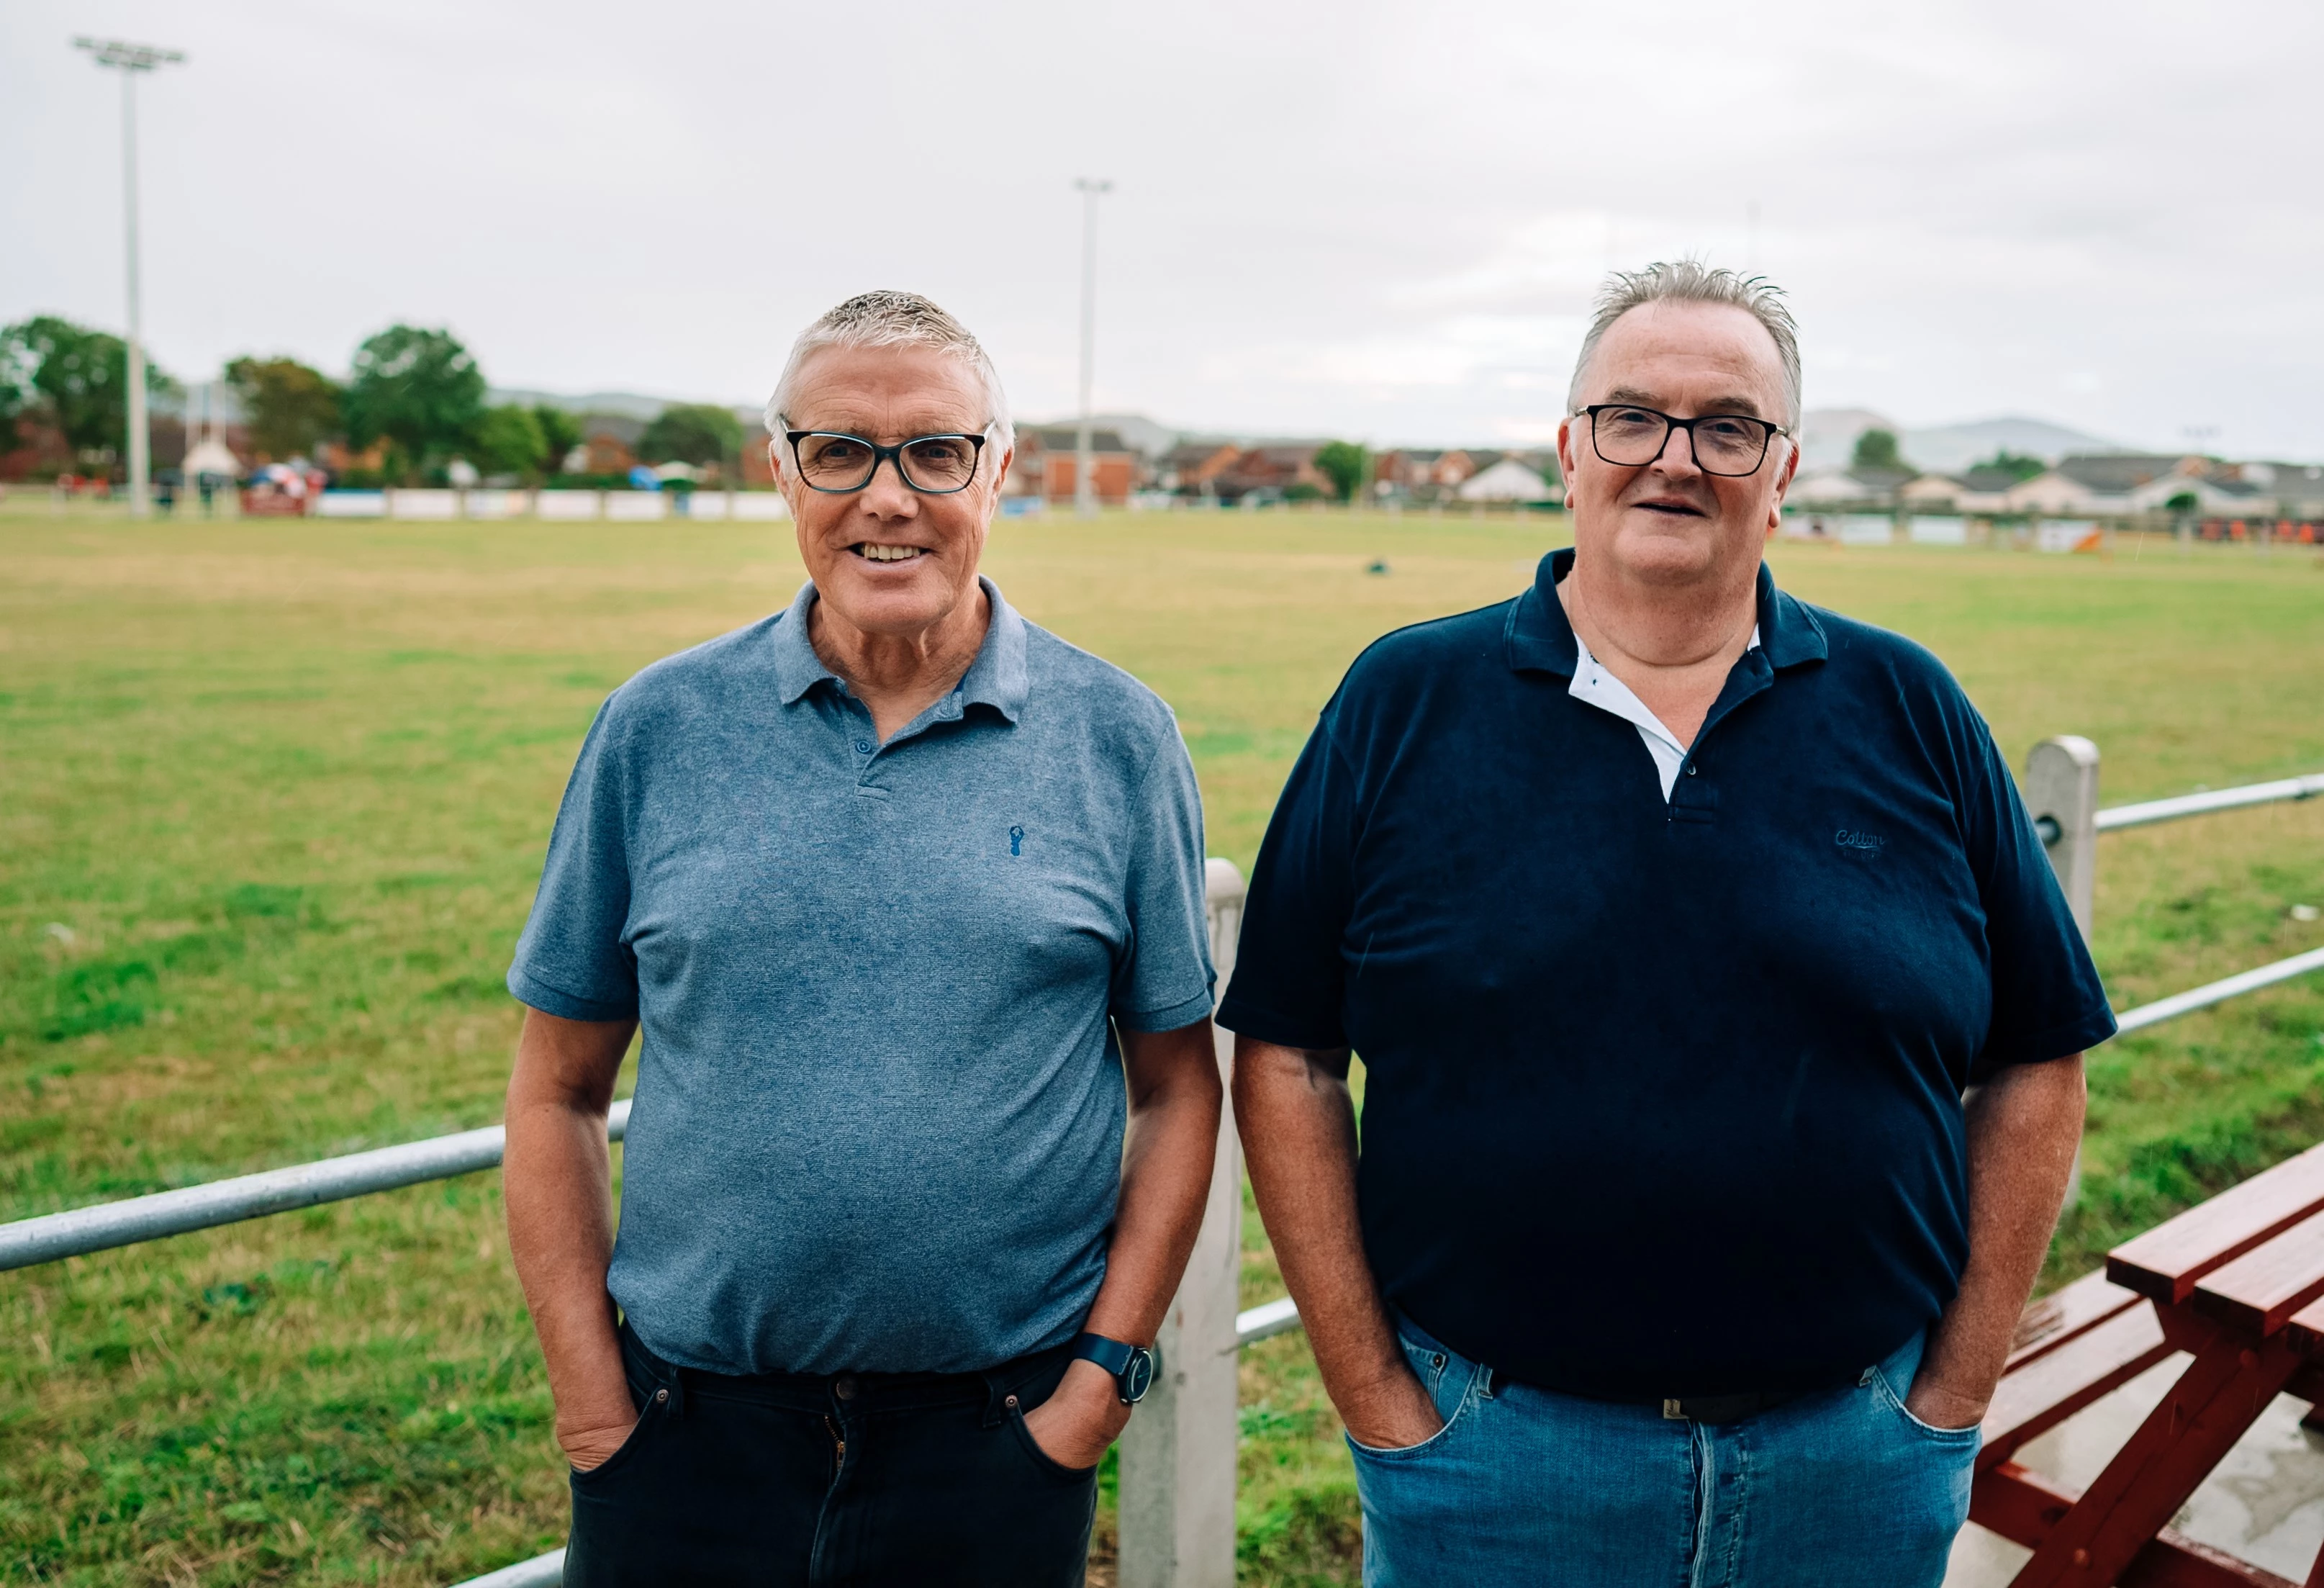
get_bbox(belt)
[1656,1386,1821,1425]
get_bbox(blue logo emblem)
[1835,829,1886,854]
[1009,825,1025,856]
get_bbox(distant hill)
[1799,409,2121,474]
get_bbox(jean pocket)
[1006,1407,1102,1484]
[1345,1352,1475,1463]
[568,1386,667,1484]
[1871,1365,1983,1447]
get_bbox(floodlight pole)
[75,37,184,519]
[1073,178,1112,518]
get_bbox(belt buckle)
[1662,1397,1686,1421]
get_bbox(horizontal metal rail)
[2094,772,2324,834]
[453,1551,565,1588]
[1235,1295,1302,1347]
[2113,946,2324,1037]
[0,1101,633,1273]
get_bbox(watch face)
[1121,1346,1155,1404]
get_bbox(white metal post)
[2023,735,2099,1206]
[75,38,184,519]
[121,68,148,518]
[1118,859,1244,1588]
[1073,178,1111,518]
[2024,736,2101,945]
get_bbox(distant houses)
[1789,453,2312,518]
[1002,432,1563,508]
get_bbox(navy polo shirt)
[1218,549,2115,1399]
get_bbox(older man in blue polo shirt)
[1224,261,2115,1586]
[500,291,1223,1587]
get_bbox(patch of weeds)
[1238,1479,1362,1583]
[40,955,158,1041]
[224,883,307,921]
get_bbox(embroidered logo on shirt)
[1009,824,1025,856]
[1835,829,1886,854]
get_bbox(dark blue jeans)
[1350,1317,1979,1587]
[564,1320,1096,1587]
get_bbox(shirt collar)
[769,574,1029,722]
[1504,546,1828,677]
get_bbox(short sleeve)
[507,698,642,1022]
[1111,728,1217,1032]
[1214,713,1358,1050]
[1965,718,2117,1079]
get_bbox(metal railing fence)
[4,749,2322,1586]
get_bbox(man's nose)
[858,455,920,516]
[1650,423,1704,478]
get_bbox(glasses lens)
[898,436,980,492]
[1691,416,1771,477]
[796,434,876,490]
[1593,407,1670,466]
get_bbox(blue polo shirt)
[1217,549,2115,1399]
[509,578,1214,1376]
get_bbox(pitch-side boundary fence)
[4,746,2322,1587]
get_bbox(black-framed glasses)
[785,430,987,494]
[1577,404,1789,477]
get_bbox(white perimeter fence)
[311,490,790,522]
[4,746,2323,1586]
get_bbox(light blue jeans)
[1349,1317,1978,1587]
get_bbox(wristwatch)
[1071,1332,1157,1404]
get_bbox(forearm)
[1085,1021,1225,1345]
[504,1010,637,1452]
[1913,1055,2087,1425]
[1234,1037,1421,1430]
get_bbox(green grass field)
[4,507,2322,1586]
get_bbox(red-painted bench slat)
[2009,1268,2146,1372]
[2287,1294,2324,1359]
[1981,1302,2176,1469]
[2189,1209,2324,1336]
[2108,1141,2324,1304]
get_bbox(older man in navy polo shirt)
[500,292,1224,1587]
[1224,262,2115,1587]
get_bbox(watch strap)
[1071,1332,1136,1377]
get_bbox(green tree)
[1314,440,1370,502]
[468,405,549,480]
[533,405,584,474]
[341,325,486,482]
[1977,450,2048,483]
[1851,428,1906,472]
[0,315,175,461]
[223,356,343,461]
[637,403,744,468]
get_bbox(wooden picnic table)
[1973,1140,2324,1587]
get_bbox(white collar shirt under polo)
[1569,625,1762,800]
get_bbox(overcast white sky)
[6,0,2320,454]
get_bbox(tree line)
[1,317,746,487]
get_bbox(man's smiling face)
[777,343,1009,640]
[1556,300,1799,590]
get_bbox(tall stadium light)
[74,36,186,519]
[1073,178,1112,518]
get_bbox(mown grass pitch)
[4,507,2321,1585]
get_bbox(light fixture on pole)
[1073,177,1112,518]
[74,35,186,520]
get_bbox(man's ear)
[1765,436,1801,532]
[1556,417,1579,509]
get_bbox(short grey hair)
[765,290,1013,457]
[1567,261,1802,430]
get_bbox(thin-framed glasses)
[1576,405,1789,477]
[785,430,987,495]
